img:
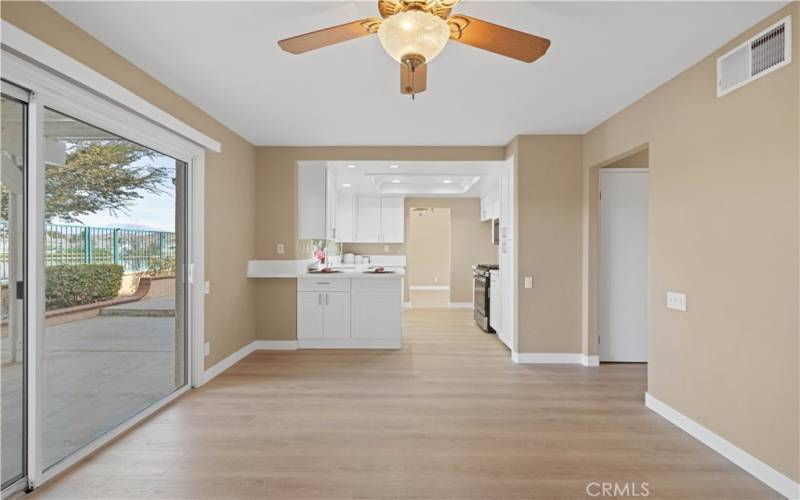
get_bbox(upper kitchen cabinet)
[355,196,381,242]
[335,191,355,242]
[353,196,404,243]
[480,180,500,221]
[298,163,328,240]
[380,197,405,243]
[298,163,339,240]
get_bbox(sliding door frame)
[0,81,31,498]
[1,49,206,490]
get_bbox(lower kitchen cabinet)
[296,277,402,348]
[297,291,350,340]
[351,280,402,339]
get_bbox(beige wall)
[1,2,258,369]
[508,136,584,353]
[405,198,497,303]
[407,208,451,287]
[583,3,799,483]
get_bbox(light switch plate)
[524,276,533,289]
[667,291,687,311]
[204,342,210,356]
[204,281,210,295]
[277,243,285,255]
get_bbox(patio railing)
[0,222,175,281]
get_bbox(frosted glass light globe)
[378,10,451,64]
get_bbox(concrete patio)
[1,304,181,479]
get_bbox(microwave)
[492,218,500,245]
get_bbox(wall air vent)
[717,16,791,97]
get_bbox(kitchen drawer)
[297,277,351,292]
[352,278,401,293]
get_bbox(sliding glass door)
[40,108,187,468]
[1,50,200,493]
[1,84,29,490]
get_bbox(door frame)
[1,47,207,491]
[0,81,30,498]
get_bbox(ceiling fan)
[278,0,551,98]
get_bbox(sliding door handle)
[318,293,322,305]
[325,293,329,305]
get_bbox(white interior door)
[599,169,648,362]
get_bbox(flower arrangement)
[311,239,327,266]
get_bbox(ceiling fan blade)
[278,19,381,54]
[401,63,427,95]
[448,15,551,63]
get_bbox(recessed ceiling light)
[341,183,352,187]
[442,179,452,184]
[346,164,356,169]
[389,164,399,169]
[391,179,400,183]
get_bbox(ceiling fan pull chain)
[411,63,416,100]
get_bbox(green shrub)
[46,264,124,310]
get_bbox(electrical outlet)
[434,276,438,283]
[384,245,389,252]
[277,243,285,255]
[204,342,210,356]
[666,291,687,311]
[204,281,210,295]
[524,276,533,289]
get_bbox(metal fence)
[0,222,175,281]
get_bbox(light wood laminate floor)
[30,308,777,499]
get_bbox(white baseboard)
[448,302,473,309]
[298,338,402,349]
[645,393,799,499]
[202,341,255,385]
[581,354,599,367]
[409,285,450,291]
[253,340,298,350]
[512,352,582,364]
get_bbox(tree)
[43,140,171,223]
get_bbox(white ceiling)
[327,160,506,196]
[48,1,786,146]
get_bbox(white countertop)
[299,268,404,279]
[247,259,404,279]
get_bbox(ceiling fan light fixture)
[377,10,450,65]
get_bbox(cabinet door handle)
[325,293,329,305]
[318,293,322,305]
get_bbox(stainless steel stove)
[473,264,499,333]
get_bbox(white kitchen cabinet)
[353,196,404,243]
[323,292,350,339]
[480,190,499,221]
[380,197,405,243]
[351,279,402,340]
[297,291,325,339]
[297,290,350,340]
[296,277,402,348]
[335,192,355,242]
[356,196,381,242]
[326,169,337,240]
[298,164,327,240]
